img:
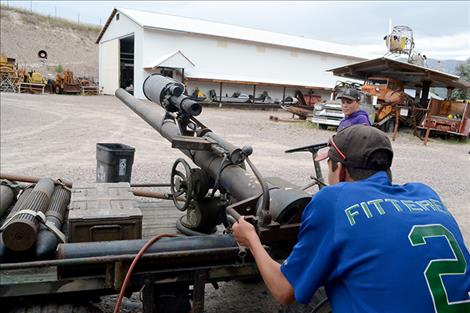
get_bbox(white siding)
[137,29,360,99]
[100,39,119,95]
[98,13,143,96]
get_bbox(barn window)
[116,13,120,21]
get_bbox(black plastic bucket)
[96,143,135,183]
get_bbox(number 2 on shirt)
[408,224,470,313]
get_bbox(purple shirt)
[337,109,371,131]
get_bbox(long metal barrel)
[116,88,262,201]
[35,185,71,259]
[57,234,237,259]
[1,178,55,252]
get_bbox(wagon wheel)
[170,158,193,211]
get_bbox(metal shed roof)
[97,8,368,60]
[329,57,470,89]
[143,50,195,69]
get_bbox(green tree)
[452,58,470,99]
[55,64,63,73]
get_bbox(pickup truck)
[311,90,376,129]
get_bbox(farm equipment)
[0,74,327,313]
[79,77,100,95]
[419,99,470,144]
[0,54,18,92]
[54,69,81,94]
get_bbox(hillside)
[0,6,100,79]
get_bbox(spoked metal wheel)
[170,158,193,211]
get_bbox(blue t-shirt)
[281,171,470,313]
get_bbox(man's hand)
[232,216,257,248]
[231,216,295,305]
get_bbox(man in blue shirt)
[337,88,371,131]
[232,125,470,312]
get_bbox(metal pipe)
[1,178,55,252]
[35,185,70,259]
[0,247,241,270]
[130,183,171,188]
[0,184,15,218]
[0,187,34,262]
[0,174,72,188]
[0,173,177,200]
[58,234,237,259]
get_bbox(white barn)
[96,8,368,102]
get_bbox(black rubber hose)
[176,215,217,236]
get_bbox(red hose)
[113,233,177,313]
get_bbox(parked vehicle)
[311,83,376,129]
[361,77,404,102]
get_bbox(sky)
[2,1,469,60]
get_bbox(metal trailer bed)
[0,199,258,312]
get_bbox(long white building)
[96,8,368,102]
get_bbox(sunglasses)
[328,135,346,160]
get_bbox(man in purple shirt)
[337,88,371,131]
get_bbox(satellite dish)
[38,50,48,59]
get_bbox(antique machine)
[116,74,312,255]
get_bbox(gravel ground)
[1,92,469,312]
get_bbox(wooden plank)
[139,200,185,238]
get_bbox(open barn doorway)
[120,35,134,94]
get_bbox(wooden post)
[253,84,256,104]
[424,128,431,145]
[420,81,431,108]
[282,86,286,104]
[446,87,454,100]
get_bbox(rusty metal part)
[1,178,55,252]
[0,174,72,188]
[0,173,180,201]
[269,115,306,123]
[35,185,71,258]
[280,105,313,120]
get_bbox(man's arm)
[232,217,295,305]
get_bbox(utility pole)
[30,0,32,12]
[78,13,80,25]
[54,6,57,18]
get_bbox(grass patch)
[299,121,318,130]
[1,4,100,33]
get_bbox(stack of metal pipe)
[0,178,70,261]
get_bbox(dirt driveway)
[1,92,469,312]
